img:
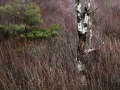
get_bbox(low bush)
[0,0,60,41]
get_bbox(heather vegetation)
[0,0,120,90]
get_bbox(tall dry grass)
[0,0,120,90]
[83,0,120,89]
[0,34,80,90]
[84,39,120,90]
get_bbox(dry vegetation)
[0,0,120,90]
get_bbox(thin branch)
[88,7,99,15]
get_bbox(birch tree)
[75,0,101,85]
[75,0,92,85]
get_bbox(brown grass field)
[0,0,120,90]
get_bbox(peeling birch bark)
[75,0,92,85]
[76,0,92,68]
[75,0,101,86]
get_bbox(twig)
[88,7,99,15]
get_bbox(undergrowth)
[0,0,120,90]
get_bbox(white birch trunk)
[76,0,93,62]
[75,0,92,85]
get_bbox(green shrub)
[25,3,43,26]
[0,25,8,34]
[0,0,60,41]
[47,24,60,36]
[19,34,26,40]
[1,23,60,40]
[0,0,43,25]
[8,24,25,36]
[27,32,34,40]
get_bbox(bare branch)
[88,7,99,15]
